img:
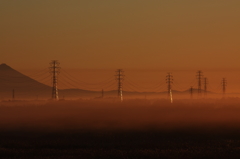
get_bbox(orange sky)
[1,0,240,70]
[1,1,240,93]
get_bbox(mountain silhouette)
[0,63,51,99]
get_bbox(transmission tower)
[49,60,60,100]
[222,78,227,96]
[196,70,203,95]
[166,73,173,103]
[204,77,208,96]
[190,86,193,99]
[115,69,124,102]
[12,89,15,101]
[102,89,104,98]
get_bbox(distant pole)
[222,78,227,97]
[196,70,203,96]
[190,86,193,99]
[115,69,124,102]
[204,77,208,97]
[166,73,173,103]
[49,60,60,101]
[102,89,104,98]
[12,89,15,101]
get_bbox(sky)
[1,0,240,93]
[1,0,240,70]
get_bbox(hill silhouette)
[0,63,51,99]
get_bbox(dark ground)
[1,99,240,158]
[1,130,240,159]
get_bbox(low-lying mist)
[1,98,240,134]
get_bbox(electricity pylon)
[49,60,60,100]
[222,78,227,96]
[190,86,193,99]
[12,89,15,101]
[204,77,208,96]
[115,69,124,102]
[102,89,104,98]
[166,73,173,103]
[196,70,203,96]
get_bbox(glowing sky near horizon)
[1,0,240,70]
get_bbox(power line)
[60,69,115,86]
[28,68,49,78]
[124,77,166,91]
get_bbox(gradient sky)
[1,0,240,70]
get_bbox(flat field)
[1,99,240,158]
